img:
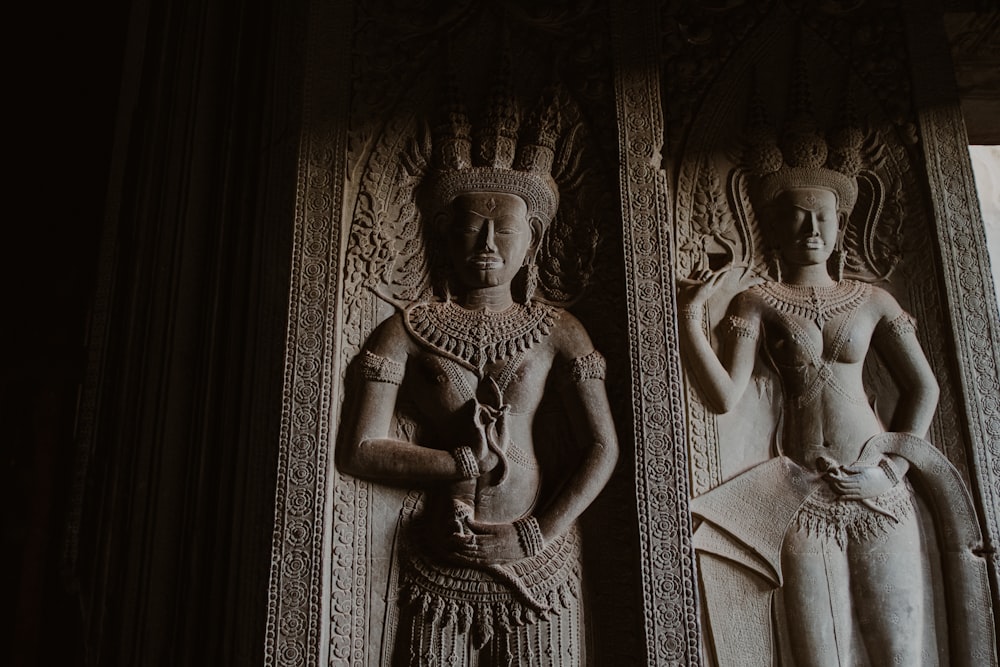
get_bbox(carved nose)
[808,212,821,236]
[481,220,498,251]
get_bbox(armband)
[884,311,917,339]
[727,315,759,340]
[570,350,607,383]
[513,515,544,557]
[452,446,480,480]
[360,350,405,385]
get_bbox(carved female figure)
[679,116,993,665]
[338,93,617,666]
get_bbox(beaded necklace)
[755,279,871,329]
[403,300,558,371]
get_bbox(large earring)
[431,246,455,300]
[768,248,783,283]
[834,220,849,282]
[523,261,539,304]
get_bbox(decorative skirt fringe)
[794,480,915,549]
[400,526,582,651]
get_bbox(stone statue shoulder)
[544,306,596,360]
[362,311,421,364]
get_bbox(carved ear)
[527,216,545,260]
[521,216,545,266]
[837,211,850,241]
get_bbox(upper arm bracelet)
[569,349,607,383]
[360,350,405,385]
[884,311,917,339]
[727,315,759,341]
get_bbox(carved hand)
[677,265,730,309]
[823,464,897,500]
[449,518,525,565]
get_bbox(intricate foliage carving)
[917,101,1000,594]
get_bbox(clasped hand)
[448,510,525,565]
[822,463,896,500]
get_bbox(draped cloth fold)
[690,433,996,666]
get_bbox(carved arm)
[677,285,760,414]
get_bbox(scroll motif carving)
[265,3,352,666]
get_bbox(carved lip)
[799,237,826,249]
[469,255,504,269]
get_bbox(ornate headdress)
[743,59,863,214]
[427,60,561,225]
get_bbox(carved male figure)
[338,90,617,666]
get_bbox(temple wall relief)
[663,1,998,665]
[267,2,663,665]
[265,1,999,665]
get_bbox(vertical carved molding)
[920,98,1000,654]
[919,91,1000,604]
[908,5,1000,622]
[612,2,702,665]
[265,0,353,665]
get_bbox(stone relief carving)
[611,2,705,663]
[316,4,650,665]
[675,42,996,665]
[267,2,999,666]
[335,66,620,665]
[664,4,980,503]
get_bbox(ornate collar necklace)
[403,300,559,371]
[755,280,871,329]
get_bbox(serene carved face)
[767,187,843,267]
[446,192,536,290]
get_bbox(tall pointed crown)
[742,56,863,214]
[428,56,561,224]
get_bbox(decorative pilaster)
[612,2,702,664]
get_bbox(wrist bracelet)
[879,457,901,486]
[512,515,544,557]
[452,446,480,480]
[680,304,704,321]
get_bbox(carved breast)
[405,350,554,437]
[763,314,874,369]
